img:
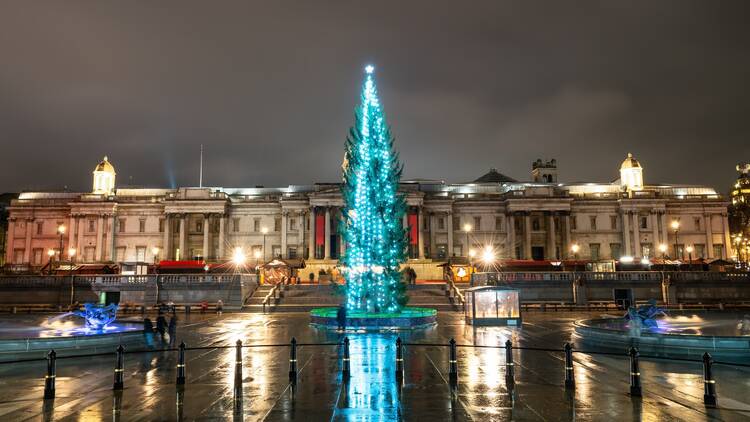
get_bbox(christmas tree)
[340,65,408,313]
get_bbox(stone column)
[417,207,425,259]
[202,214,210,260]
[6,219,15,264]
[446,211,454,257]
[661,212,669,254]
[218,215,226,259]
[76,216,85,262]
[429,213,437,258]
[622,211,631,257]
[95,215,104,261]
[107,214,116,261]
[179,214,187,260]
[506,213,515,259]
[523,213,532,259]
[163,215,171,260]
[546,212,556,259]
[308,208,315,259]
[705,213,714,259]
[298,211,306,256]
[651,211,661,253]
[632,212,641,258]
[562,214,571,259]
[23,218,32,263]
[281,211,288,259]
[324,207,331,259]
[722,213,731,259]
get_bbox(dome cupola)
[92,155,116,194]
[619,153,643,191]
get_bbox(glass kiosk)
[464,286,521,326]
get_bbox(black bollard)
[288,337,297,384]
[628,347,642,397]
[505,340,515,390]
[234,340,243,394]
[564,343,575,390]
[448,338,458,387]
[44,349,56,399]
[342,337,351,381]
[395,337,404,383]
[702,352,718,408]
[113,345,125,390]
[176,341,186,385]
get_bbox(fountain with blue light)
[574,300,750,363]
[0,303,145,362]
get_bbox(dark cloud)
[1,1,748,192]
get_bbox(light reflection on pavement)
[0,311,747,421]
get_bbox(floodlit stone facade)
[4,154,733,272]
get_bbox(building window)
[532,218,540,231]
[438,217,445,230]
[452,216,460,230]
[589,216,597,231]
[640,216,648,229]
[139,219,146,233]
[570,216,577,230]
[694,217,701,231]
[694,244,705,258]
[610,215,617,230]
[33,248,43,265]
[272,245,281,258]
[713,245,723,258]
[589,243,600,260]
[36,222,43,235]
[136,246,146,261]
[289,218,297,231]
[253,218,261,232]
[495,216,503,231]
[473,216,481,231]
[118,218,126,233]
[116,247,126,262]
[274,217,281,232]
[88,219,96,233]
[232,218,240,232]
[196,220,203,233]
[610,243,621,259]
[288,247,297,259]
[159,219,164,233]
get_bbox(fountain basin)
[310,307,437,330]
[0,315,146,362]
[574,313,750,364]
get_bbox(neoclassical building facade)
[4,155,734,273]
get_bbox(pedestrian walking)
[143,318,155,348]
[168,316,177,346]
[156,315,167,343]
[216,299,223,315]
[336,305,347,332]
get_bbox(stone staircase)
[244,283,467,313]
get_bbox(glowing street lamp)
[232,247,246,266]
[570,243,580,260]
[481,245,495,265]
[658,243,668,263]
[671,220,680,260]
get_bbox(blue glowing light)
[71,303,119,330]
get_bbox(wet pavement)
[0,311,749,421]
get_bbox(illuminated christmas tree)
[341,65,408,313]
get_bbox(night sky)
[1,2,748,193]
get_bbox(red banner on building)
[315,213,325,246]
[408,213,418,246]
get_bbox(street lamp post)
[570,243,580,273]
[67,248,76,305]
[47,249,55,275]
[463,223,472,257]
[151,247,160,265]
[57,225,66,262]
[670,220,680,261]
